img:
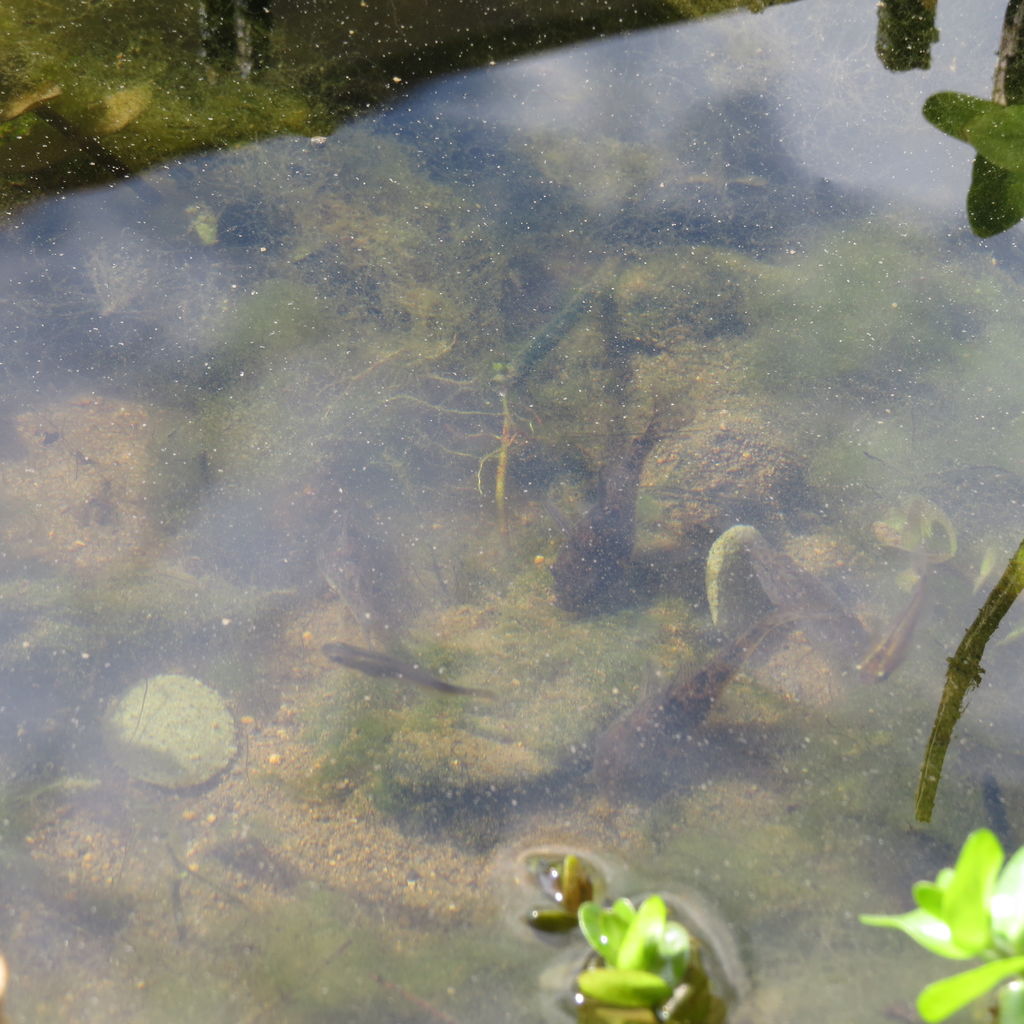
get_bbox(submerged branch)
[915,536,1024,822]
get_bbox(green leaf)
[609,898,638,926]
[967,154,1024,237]
[579,901,632,965]
[658,921,691,960]
[923,92,1000,143]
[944,829,1003,955]
[617,896,668,972]
[859,908,973,960]
[658,921,692,987]
[992,847,1024,954]
[965,106,1024,172]
[914,881,946,916]
[579,902,606,952]
[916,956,1024,1022]
[998,979,1024,1024]
[577,967,674,1009]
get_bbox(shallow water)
[2,0,1024,1021]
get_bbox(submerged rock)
[104,674,237,788]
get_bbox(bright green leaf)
[998,979,1024,1024]
[579,903,606,953]
[617,896,667,972]
[658,921,691,960]
[914,881,946,916]
[992,847,1024,953]
[945,829,1003,955]
[577,967,674,1009]
[610,898,638,926]
[579,901,633,965]
[658,921,692,987]
[917,956,1024,1022]
[860,908,973,960]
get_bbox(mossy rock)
[104,674,237,788]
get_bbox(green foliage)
[923,92,1024,237]
[577,896,691,1011]
[861,829,1024,1022]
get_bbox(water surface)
[2,1,1024,1021]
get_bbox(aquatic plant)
[524,852,601,934]
[861,828,1024,1023]
[575,895,724,1022]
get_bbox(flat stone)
[104,674,237,788]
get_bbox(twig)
[915,536,1024,822]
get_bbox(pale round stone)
[104,674,237,788]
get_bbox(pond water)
[2,0,1024,1021]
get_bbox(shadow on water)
[3,2,1024,1022]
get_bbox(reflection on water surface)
[2,1,1024,1021]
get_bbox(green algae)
[741,223,994,396]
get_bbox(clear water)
[1,1,1023,1021]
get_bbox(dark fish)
[322,641,492,698]
[551,417,661,613]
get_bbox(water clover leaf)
[999,979,1024,1024]
[859,907,974,960]
[922,92,1024,237]
[912,880,946,917]
[577,896,697,1012]
[965,106,1024,173]
[944,828,1002,955]
[576,967,674,1009]
[617,895,668,973]
[578,899,635,965]
[923,91,998,143]
[862,830,1024,1021]
[917,956,1024,1023]
[578,902,610,955]
[992,846,1024,954]
[658,920,692,986]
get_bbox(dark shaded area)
[551,417,662,613]
[0,0,796,212]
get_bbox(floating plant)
[862,828,1024,1023]
[524,852,604,934]
[575,895,725,1023]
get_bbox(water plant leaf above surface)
[863,830,1024,1022]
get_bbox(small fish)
[858,575,926,682]
[322,642,492,698]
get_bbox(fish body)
[551,418,660,613]
[322,641,491,698]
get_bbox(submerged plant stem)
[495,390,511,538]
[916,536,1024,822]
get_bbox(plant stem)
[916,536,1024,822]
